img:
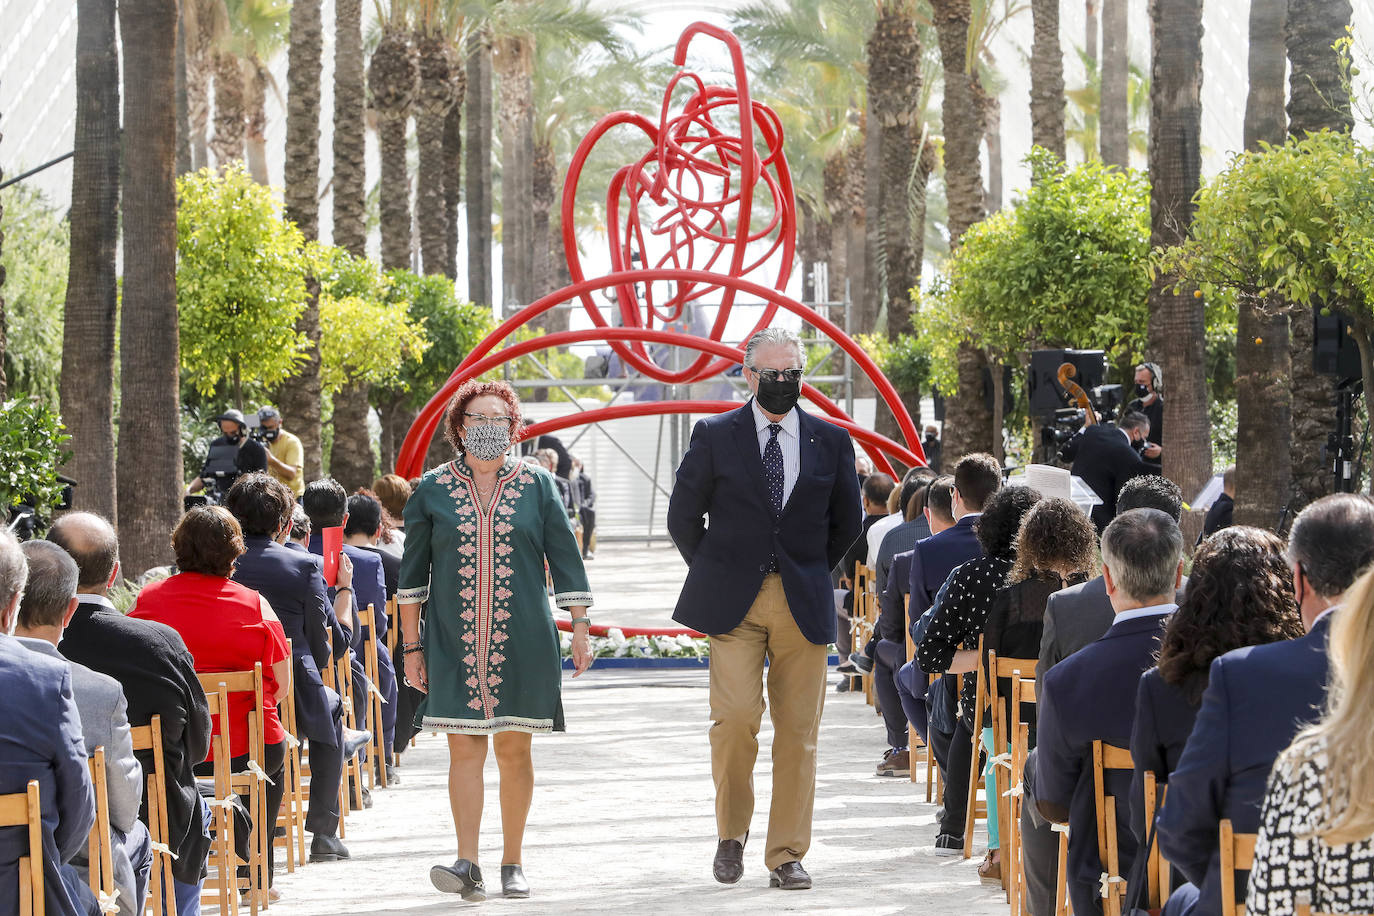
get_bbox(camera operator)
[256,406,305,498]
[185,409,269,500]
[1063,410,1160,531]
[1128,362,1165,465]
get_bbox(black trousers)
[304,692,344,837]
[196,740,287,885]
[1019,750,1061,916]
[939,719,978,838]
[873,638,909,749]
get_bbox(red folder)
[321,525,343,586]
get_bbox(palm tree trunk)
[1099,0,1129,168]
[328,382,375,492]
[982,87,1004,211]
[442,76,465,281]
[932,0,995,457]
[210,49,246,168]
[1285,0,1354,510]
[1233,0,1290,529]
[532,137,565,328]
[370,27,416,272]
[465,30,493,307]
[1147,0,1210,520]
[61,0,122,522]
[175,14,192,175]
[1084,0,1099,67]
[245,58,269,183]
[495,32,535,308]
[822,151,847,302]
[1030,0,1067,160]
[184,0,211,171]
[415,32,456,278]
[859,96,883,334]
[843,137,867,323]
[332,0,366,258]
[117,0,181,575]
[279,0,324,481]
[376,394,415,476]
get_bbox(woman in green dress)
[397,379,593,901]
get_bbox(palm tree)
[209,2,246,169]
[1146,0,1210,513]
[1233,0,1289,528]
[183,0,214,170]
[412,1,461,278]
[117,0,181,575]
[1029,0,1066,160]
[61,0,121,521]
[369,7,416,272]
[278,0,324,480]
[1099,0,1128,167]
[333,0,367,257]
[465,28,494,306]
[442,63,467,280]
[237,0,290,183]
[1285,0,1354,508]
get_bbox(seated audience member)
[1130,527,1302,846]
[977,498,1096,882]
[288,504,311,549]
[225,474,363,863]
[890,477,956,747]
[305,480,398,785]
[371,474,412,558]
[352,490,401,597]
[917,484,1041,857]
[833,473,895,667]
[129,507,291,897]
[16,542,151,916]
[1033,508,1184,916]
[867,468,934,571]
[1197,467,1234,544]
[1247,564,1374,915]
[1038,474,1184,693]
[50,513,214,912]
[1157,494,1374,916]
[0,529,99,916]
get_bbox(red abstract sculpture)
[397,22,924,480]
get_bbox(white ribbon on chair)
[245,759,276,785]
[1003,784,1024,798]
[367,681,388,704]
[341,696,354,715]
[1051,823,1070,834]
[97,887,121,914]
[281,732,300,749]
[148,840,179,860]
[989,752,1013,770]
[1098,872,1125,898]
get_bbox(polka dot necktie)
[764,424,784,574]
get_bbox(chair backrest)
[197,685,238,916]
[1219,818,1256,916]
[1142,771,1172,909]
[1091,740,1135,916]
[0,781,44,916]
[197,663,266,768]
[86,747,115,903]
[385,595,398,657]
[989,652,1038,769]
[1007,670,1038,916]
[128,715,176,916]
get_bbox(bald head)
[48,512,120,592]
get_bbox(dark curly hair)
[1156,526,1304,705]
[974,485,1042,561]
[1010,498,1098,584]
[442,379,526,455]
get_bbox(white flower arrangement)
[559,628,710,659]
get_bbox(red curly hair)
[442,379,526,455]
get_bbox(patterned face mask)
[463,423,512,461]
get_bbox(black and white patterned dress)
[914,554,1013,728]
[1247,739,1374,915]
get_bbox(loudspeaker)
[983,366,1016,413]
[1313,307,1362,379]
[1027,349,1107,415]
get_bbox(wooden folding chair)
[196,684,240,916]
[85,747,116,911]
[199,666,269,912]
[962,636,989,860]
[358,604,389,790]
[275,641,305,873]
[863,572,882,712]
[848,562,873,699]
[1054,824,1071,916]
[385,596,399,661]
[129,715,177,916]
[1219,818,1256,916]
[1,781,44,916]
[1142,773,1171,911]
[1007,670,1038,916]
[902,595,932,789]
[1092,741,1135,916]
[987,651,1039,895]
[336,648,365,813]
[926,672,942,804]
[318,630,352,834]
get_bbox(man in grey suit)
[1020,474,1185,916]
[16,542,151,916]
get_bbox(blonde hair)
[1286,564,1374,844]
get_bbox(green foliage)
[176,165,309,401]
[0,398,72,520]
[0,185,68,409]
[480,326,610,403]
[855,332,931,393]
[311,245,430,395]
[1210,398,1237,471]
[381,270,494,409]
[918,150,1152,391]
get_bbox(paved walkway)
[268,546,1010,915]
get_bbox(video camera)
[1028,349,1126,461]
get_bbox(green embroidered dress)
[398,458,592,734]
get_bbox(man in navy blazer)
[1033,508,1184,916]
[668,328,860,891]
[1156,494,1374,916]
[0,529,98,916]
[225,474,357,863]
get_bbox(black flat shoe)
[713,832,747,884]
[501,864,530,898]
[430,858,486,901]
[769,860,812,890]
[309,834,350,863]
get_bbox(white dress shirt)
[866,513,903,567]
[1110,602,1177,626]
[752,398,800,507]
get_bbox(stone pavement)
[267,544,1010,915]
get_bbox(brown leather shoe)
[876,747,911,777]
[713,833,746,884]
[769,860,812,890]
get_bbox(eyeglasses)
[752,368,804,383]
[463,412,515,428]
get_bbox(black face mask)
[1132,437,1147,454]
[1135,383,1150,398]
[756,377,801,415]
[262,428,280,442]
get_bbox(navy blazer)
[0,635,95,916]
[1128,667,1199,843]
[907,517,983,627]
[880,548,915,643]
[1156,614,1332,916]
[668,402,861,644]
[234,536,341,746]
[1064,424,1159,530]
[1035,609,1172,916]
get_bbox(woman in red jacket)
[131,506,290,897]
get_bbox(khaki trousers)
[708,574,828,869]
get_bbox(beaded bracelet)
[570,617,591,628]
